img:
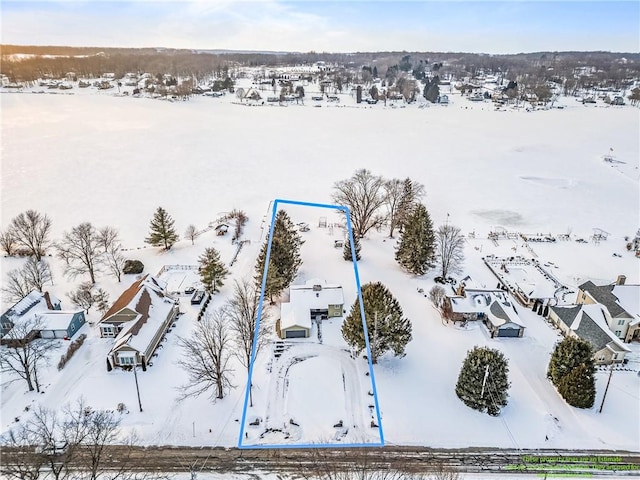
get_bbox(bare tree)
[177,308,235,401]
[0,426,44,480]
[2,269,31,303]
[0,317,55,392]
[428,285,446,308]
[0,229,17,256]
[2,258,52,303]
[8,210,52,261]
[68,282,110,314]
[1,399,162,480]
[435,224,465,279]
[22,257,53,292]
[184,224,197,245]
[227,278,270,406]
[228,209,248,242]
[55,222,103,284]
[98,226,126,282]
[383,177,425,238]
[332,169,387,238]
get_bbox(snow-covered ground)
[1,86,638,452]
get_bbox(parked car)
[184,286,195,295]
[190,290,205,305]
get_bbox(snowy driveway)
[246,342,381,445]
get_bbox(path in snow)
[246,341,380,445]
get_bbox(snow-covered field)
[1,86,639,452]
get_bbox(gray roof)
[574,311,614,352]
[579,281,627,318]
[550,305,582,328]
[490,301,510,321]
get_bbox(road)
[3,445,640,477]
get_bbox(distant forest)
[2,45,639,88]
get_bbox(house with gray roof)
[1,291,84,345]
[548,304,630,364]
[445,287,525,338]
[577,275,640,343]
[102,275,178,371]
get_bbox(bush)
[123,259,144,274]
[57,334,87,370]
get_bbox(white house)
[279,279,344,339]
[577,276,640,343]
[548,304,631,364]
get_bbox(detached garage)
[38,311,86,339]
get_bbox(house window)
[617,319,626,325]
[615,330,622,337]
[118,355,135,365]
[102,325,116,337]
[612,353,618,360]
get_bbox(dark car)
[184,286,195,295]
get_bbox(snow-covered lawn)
[1,89,638,451]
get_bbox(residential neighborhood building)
[0,291,84,344]
[279,279,344,339]
[101,275,179,370]
[445,286,526,338]
[577,276,640,343]
[548,303,631,364]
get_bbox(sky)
[1,1,639,54]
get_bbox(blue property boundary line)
[237,198,384,449]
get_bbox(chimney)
[44,291,54,310]
[615,275,626,286]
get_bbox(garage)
[284,329,307,339]
[485,302,525,338]
[495,326,522,338]
[40,329,68,339]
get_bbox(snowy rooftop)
[289,278,344,309]
[36,311,82,331]
[612,284,640,319]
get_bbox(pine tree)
[395,203,436,275]
[341,282,412,363]
[547,336,594,386]
[198,247,229,294]
[145,207,179,250]
[343,235,361,261]
[557,363,596,408]
[455,346,510,416]
[254,210,303,302]
[547,336,595,408]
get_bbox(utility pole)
[598,363,614,413]
[133,364,143,412]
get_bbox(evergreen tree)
[557,363,596,408]
[547,336,596,408]
[343,235,361,261]
[145,207,179,250]
[424,75,440,103]
[254,210,303,302]
[455,346,510,416]
[547,336,594,386]
[198,247,229,294]
[395,203,436,275]
[341,282,412,363]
